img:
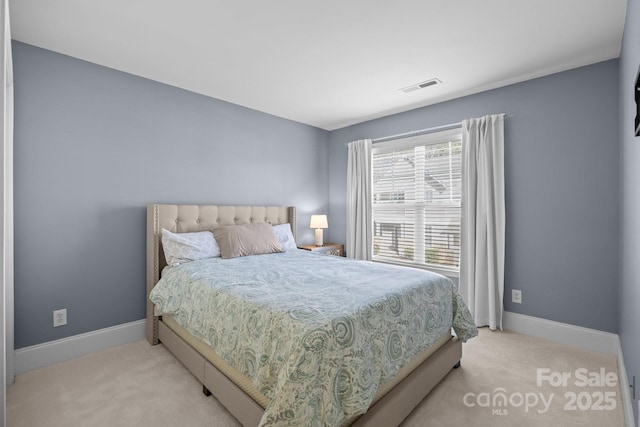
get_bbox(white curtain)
[346,139,372,260]
[459,114,505,330]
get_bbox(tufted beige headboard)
[146,204,296,344]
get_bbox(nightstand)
[298,243,344,257]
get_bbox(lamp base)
[314,229,324,246]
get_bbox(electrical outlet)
[53,309,67,327]
[512,289,522,304]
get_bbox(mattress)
[150,249,477,426]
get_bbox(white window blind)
[371,128,462,275]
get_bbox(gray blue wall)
[619,0,640,421]
[13,38,625,354]
[13,41,329,348]
[329,60,620,334]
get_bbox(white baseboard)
[14,319,146,375]
[503,311,619,355]
[503,311,635,427]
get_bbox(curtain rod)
[370,112,510,144]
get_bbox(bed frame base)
[352,336,461,427]
[156,318,461,427]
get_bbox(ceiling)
[9,0,627,131]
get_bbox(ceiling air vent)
[399,78,442,93]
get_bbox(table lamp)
[310,214,328,246]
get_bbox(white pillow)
[272,223,297,251]
[161,229,220,266]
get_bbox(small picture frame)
[636,66,640,136]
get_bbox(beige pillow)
[213,223,283,259]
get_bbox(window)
[371,128,462,275]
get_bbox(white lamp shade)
[309,215,328,229]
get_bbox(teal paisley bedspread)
[149,250,477,427]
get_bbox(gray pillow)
[213,223,283,259]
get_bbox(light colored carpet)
[7,328,625,426]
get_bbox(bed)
[146,204,477,426]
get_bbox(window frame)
[371,127,463,277]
